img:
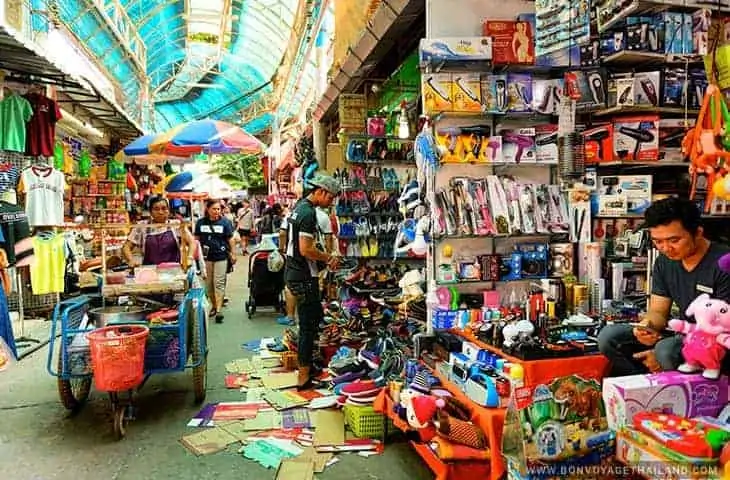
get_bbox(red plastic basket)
[87,325,149,392]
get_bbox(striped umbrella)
[149,119,265,156]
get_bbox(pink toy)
[668,293,730,380]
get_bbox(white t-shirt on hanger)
[19,165,66,227]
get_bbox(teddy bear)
[668,293,730,380]
[406,394,445,442]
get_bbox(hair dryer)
[503,132,535,163]
[584,128,611,161]
[639,78,658,106]
[618,126,655,160]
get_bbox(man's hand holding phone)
[632,321,662,347]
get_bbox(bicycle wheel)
[112,405,127,440]
[191,304,207,404]
[57,343,91,412]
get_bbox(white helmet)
[268,250,284,272]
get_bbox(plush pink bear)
[668,293,730,380]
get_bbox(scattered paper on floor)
[180,427,239,456]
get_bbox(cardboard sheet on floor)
[313,410,345,447]
[264,389,310,410]
[219,421,259,442]
[281,408,312,429]
[242,438,302,469]
[242,409,282,431]
[225,374,249,388]
[225,358,255,374]
[298,447,333,473]
[261,372,298,390]
[180,427,239,455]
[212,401,269,420]
[275,459,315,480]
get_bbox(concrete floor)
[0,265,433,480]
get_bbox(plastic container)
[87,325,149,392]
[343,404,393,439]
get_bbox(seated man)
[598,197,730,376]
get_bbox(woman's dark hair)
[271,203,283,216]
[148,195,169,210]
[643,197,702,234]
[205,199,222,210]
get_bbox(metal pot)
[89,306,150,327]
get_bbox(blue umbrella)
[164,172,195,192]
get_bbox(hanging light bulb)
[397,100,410,139]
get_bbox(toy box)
[422,73,452,113]
[502,375,615,479]
[483,20,535,65]
[613,115,659,162]
[602,372,729,431]
[616,428,722,479]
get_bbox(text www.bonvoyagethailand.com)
[528,463,720,478]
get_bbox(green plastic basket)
[343,404,394,439]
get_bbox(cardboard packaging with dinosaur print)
[502,375,614,479]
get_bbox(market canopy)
[51,0,330,134]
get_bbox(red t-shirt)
[24,93,62,157]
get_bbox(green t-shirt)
[0,95,33,152]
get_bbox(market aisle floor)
[0,261,433,480]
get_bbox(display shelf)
[373,373,501,480]
[430,110,555,122]
[591,105,699,117]
[433,232,556,241]
[601,50,703,67]
[439,161,556,167]
[596,0,727,33]
[589,161,688,168]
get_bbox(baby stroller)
[245,241,285,319]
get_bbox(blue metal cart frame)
[47,285,208,439]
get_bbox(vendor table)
[101,266,189,297]
[375,332,609,480]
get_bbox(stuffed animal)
[406,394,445,441]
[399,269,424,299]
[668,293,730,379]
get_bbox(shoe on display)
[331,369,367,385]
[341,380,380,397]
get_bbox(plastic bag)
[268,250,284,272]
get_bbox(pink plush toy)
[668,293,730,380]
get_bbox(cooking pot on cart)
[88,306,150,328]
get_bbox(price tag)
[558,97,576,136]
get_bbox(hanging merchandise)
[0,286,17,364]
[30,231,66,295]
[23,92,62,157]
[0,92,33,153]
[0,161,19,204]
[0,200,31,265]
[18,164,66,227]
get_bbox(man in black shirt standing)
[598,198,730,377]
[285,174,341,389]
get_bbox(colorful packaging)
[613,115,659,162]
[507,73,532,113]
[422,73,453,113]
[602,372,729,431]
[483,20,535,65]
[452,73,482,113]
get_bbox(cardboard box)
[422,73,453,113]
[613,115,659,162]
[596,174,652,214]
[535,124,558,164]
[452,73,482,113]
[602,372,728,430]
[483,20,535,65]
[616,428,722,480]
[502,375,614,479]
[584,124,614,163]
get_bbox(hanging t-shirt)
[18,166,66,227]
[0,201,30,265]
[0,94,33,152]
[30,233,65,294]
[24,93,61,157]
[53,141,64,170]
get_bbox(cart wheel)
[56,344,91,412]
[113,406,127,440]
[191,305,208,404]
